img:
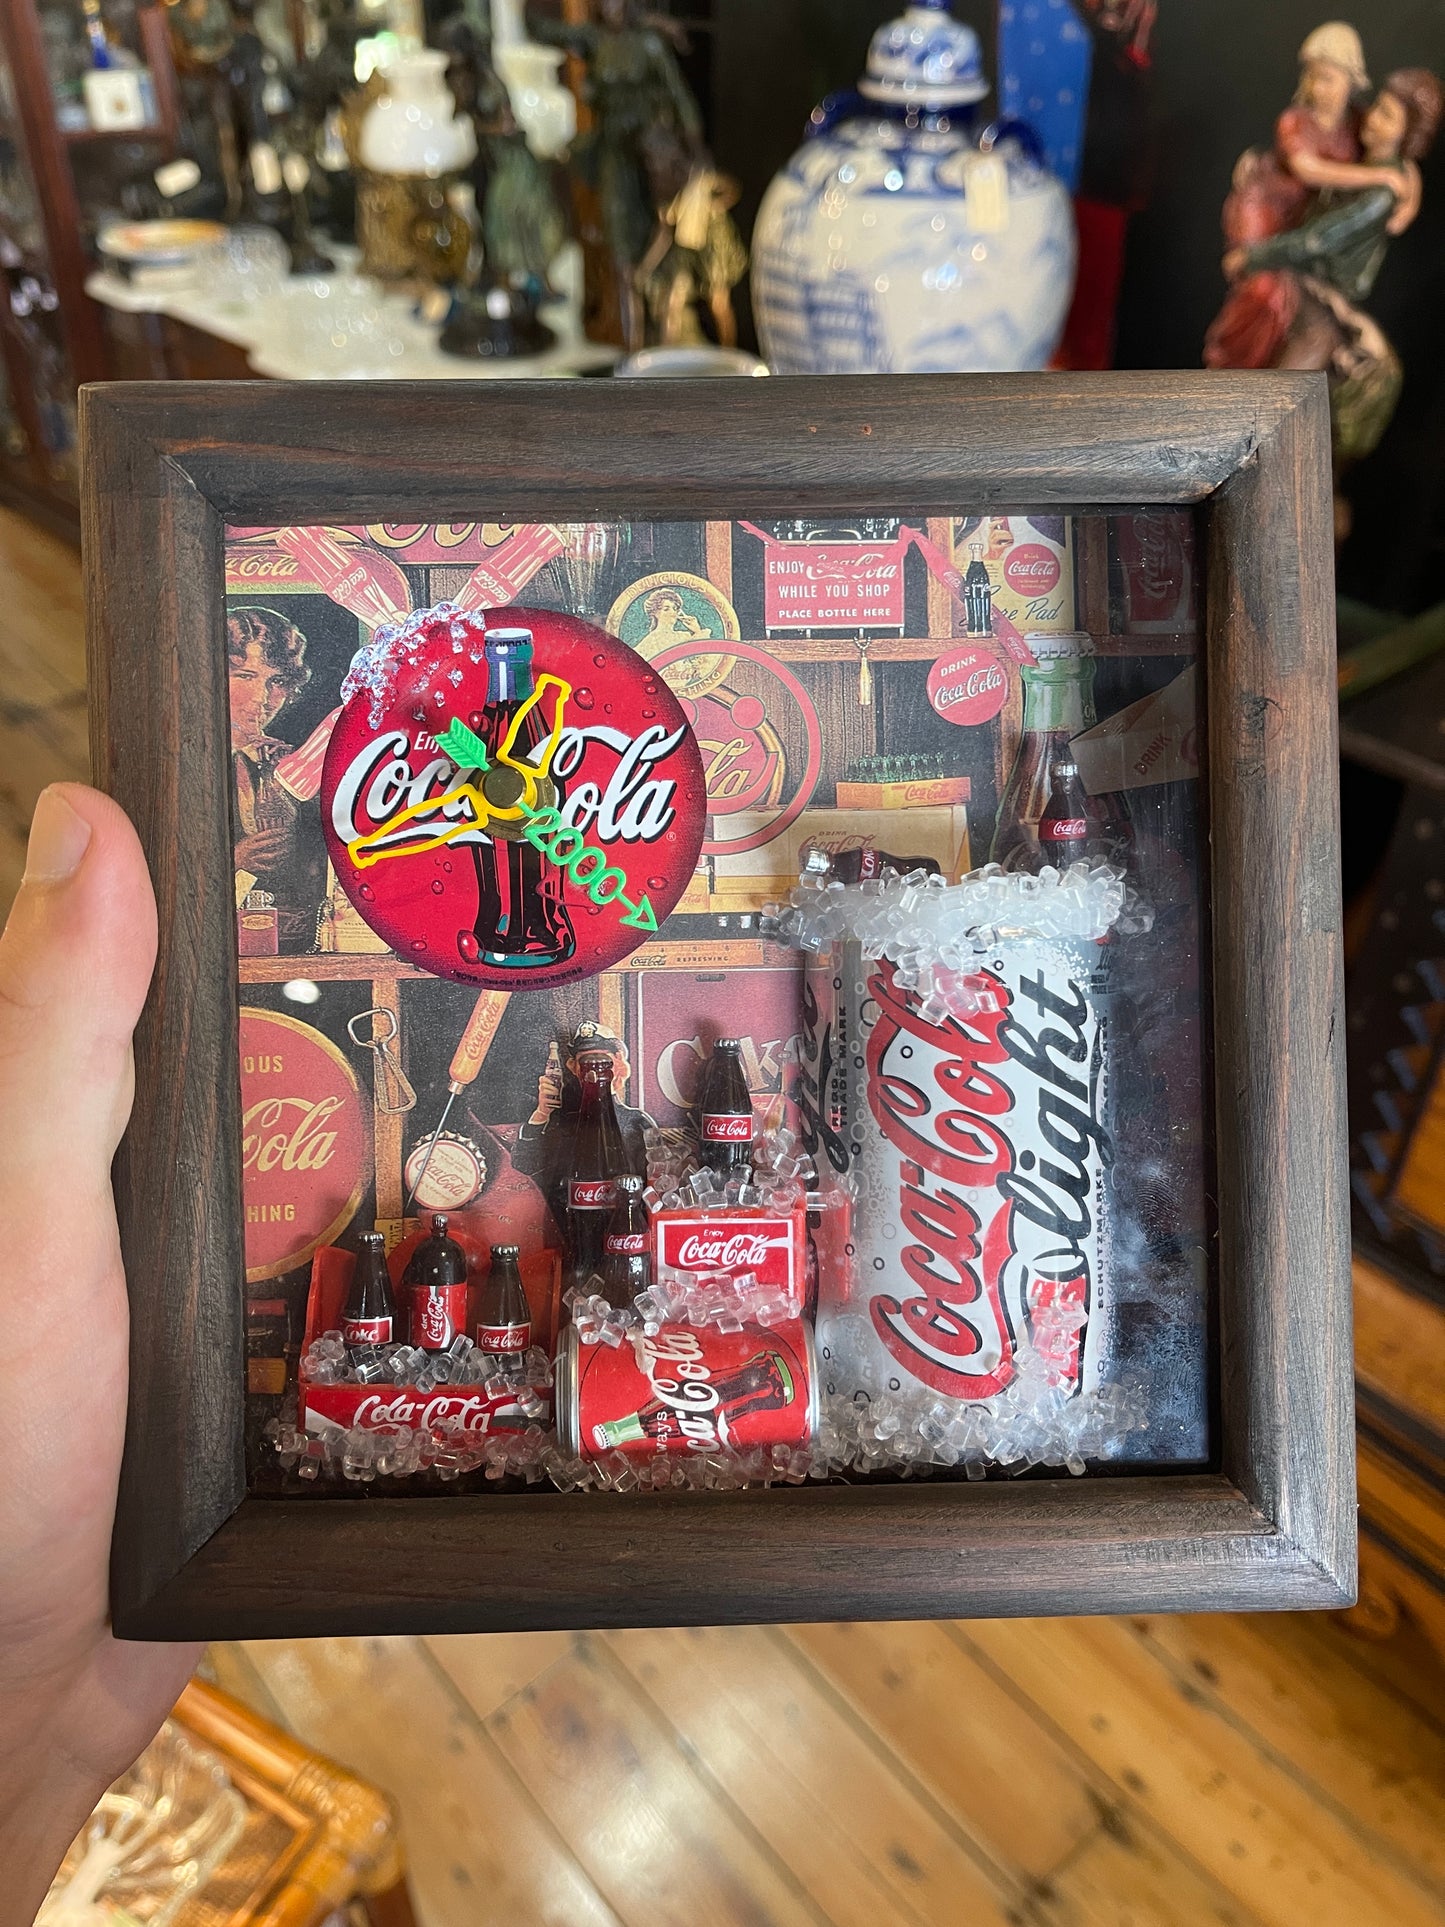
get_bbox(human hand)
[0,785,199,1923]
[235,825,293,877]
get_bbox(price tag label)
[965,153,1010,234]
[249,140,283,197]
[154,158,201,199]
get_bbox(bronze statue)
[544,0,706,349]
[637,165,747,349]
[439,3,568,299]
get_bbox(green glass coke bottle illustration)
[990,633,1104,869]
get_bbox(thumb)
[0,785,157,1205]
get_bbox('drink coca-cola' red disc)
[926,644,1011,727]
[320,605,707,990]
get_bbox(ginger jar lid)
[857,0,989,110]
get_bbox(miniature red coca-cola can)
[556,1319,818,1460]
[410,1282,468,1351]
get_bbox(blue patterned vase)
[752,0,1076,374]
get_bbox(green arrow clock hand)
[617,894,658,932]
[435,718,490,769]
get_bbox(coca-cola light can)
[556,1319,818,1460]
[797,936,1111,1412]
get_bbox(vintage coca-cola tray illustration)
[85,375,1353,1637]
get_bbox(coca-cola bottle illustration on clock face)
[591,1346,798,1451]
[460,627,575,971]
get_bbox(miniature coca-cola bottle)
[341,1231,397,1349]
[601,1174,651,1307]
[990,633,1100,869]
[403,1212,469,1351]
[564,1051,628,1281]
[476,1243,531,1355]
[1036,757,1093,870]
[697,1038,754,1174]
[828,846,942,884]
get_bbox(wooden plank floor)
[5,503,1445,1926]
[204,1616,1445,1927]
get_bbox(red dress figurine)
[1205,25,1442,509]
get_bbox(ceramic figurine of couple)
[1205,22,1441,481]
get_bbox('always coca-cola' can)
[797,937,1112,1411]
[556,1319,818,1459]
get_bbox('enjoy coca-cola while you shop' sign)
[758,535,909,631]
[319,606,708,991]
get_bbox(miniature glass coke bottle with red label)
[476,1242,531,1354]
[565,1051,628,1281]
[404,1212,469,1351]
[342,1230,397,1349]
[697,1038,754,1174]
[991,633,1098,869]
[601,1173,651,1307]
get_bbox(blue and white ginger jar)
[752,0,1076,374]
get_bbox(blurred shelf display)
[86,233,616,379]
[0,0,749,531]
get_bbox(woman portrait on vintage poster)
[228,605,326,951]
[638,584,709,648]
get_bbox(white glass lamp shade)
[358,49,477,178]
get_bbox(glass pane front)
[228,510,1210,1495]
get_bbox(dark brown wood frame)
[82,372,1354,1639]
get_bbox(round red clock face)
[320,605,707,989]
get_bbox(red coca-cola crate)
[652,1203,809,1314]
[298,1244,558,1437]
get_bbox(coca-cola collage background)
[227,509,1211,1484]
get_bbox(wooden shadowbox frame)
[82,372,1353,1639]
